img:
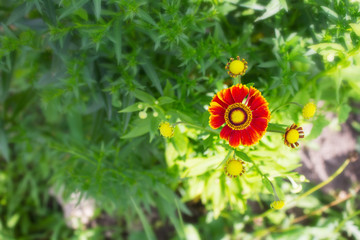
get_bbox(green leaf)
[158,96,175,105]
[142,62,163,95]
[307,115,330,140]
[6,213,20,228]
[7,2,33,24]
[66,112,84,144]
[258,61,278,68]
[41,0,57,25]
[59,0,89,20]
[309,43,345,53]
[130,197,156,240]
[235,151,251,163]
[111,19,122,65]
[137,9,157,26]
[118,103,141,113]
[0,124,10,162]
[255,0,283,22]
[171,128,188,157]
[133,89,156,104]
[338,104,351,124]
[262,178,273,194]
[321,6,338,20]
[350,23,360,37]
[121,119,150,139]
[93,0,101,20]
[163,80,175,98]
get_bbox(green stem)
[270,102,303,114]
[292,158,350,203]
[248,157,265,178]
[253,158,350,220]
[267,129,285,134]
[175,122,219,134]
[267,123,287,133]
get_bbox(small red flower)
[208,84,270,147]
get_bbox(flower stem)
[175,122,219,134]
[270,102,303,114]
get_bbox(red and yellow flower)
[283,123,304,148]
[208,84,271,147]
[225,56,248,77]
[224,158,245,178]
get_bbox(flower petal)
[209,102,226,116]
[212,94,229,109]
[229,130,241,147]
[240,129,254,146]
[249,93,268,111]
[218,88,234,105]
[245,126,263,145]
[250,117,268,132]
[209,115,225,129]
[246,87,261,105]
[252,105,270,119]
[230,84,249,103]
[220,125,232,140]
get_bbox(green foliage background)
[1,0,360,239]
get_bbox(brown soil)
[298,112,360,193]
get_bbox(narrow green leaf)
[42,0,57,25]
[7,2,33,24]
[338,104,351,124]
[137,9,157,26]
[112,19,122,65]
[118,103,141,113]
[158,96,175,105]
[235,151,251,163]
[121,119,150,139]
[262,178,273,194]
[59,0,89,20]
[66,112,84,144]
[279,0,288,11]
[93,0,101,20]
[321,6,338,20]
[133,89,156,103]
[0,124,10,161]
[142,62,163,95]
[130,197,156,240]
[6,214,20,228]
[350,23,360,37]
[255,0,282,22]
[307,115,330,140]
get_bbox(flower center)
[229,60,244,74]
[159,122,174,138]
[231,109,246,124]
[225,103,252,130]
[227,160,243,176]
[303,102,316,119]
[285,129,299,144]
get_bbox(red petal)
[209,115,225,129]
[218,88,234,105]
[251,117,268,132]
[229,130,241,147]
[249,94,268,111]
[211,94,229,109]
[247,87,261,106]
[245,126,263,145]
[252,105,270,119]
[239,129,253,146]
[220,125,232,140]
[208,102,226,116]
[230,84,249,103]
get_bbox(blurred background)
[1,0,360,239]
